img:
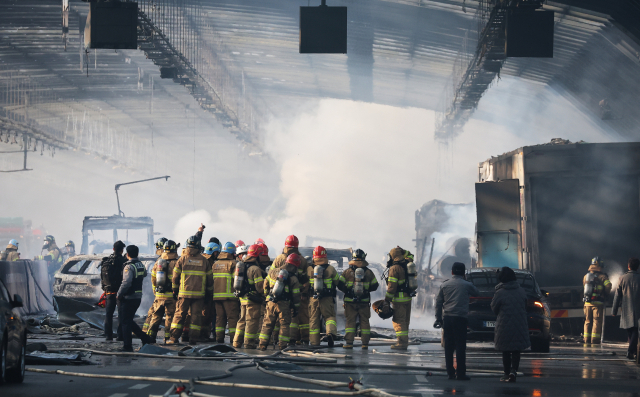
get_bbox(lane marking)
[129,384,150,390]
[167,366,184,372]
[415,374,427,383]
[108,394,128,397]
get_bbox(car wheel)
[0,336,6,384]
[531,337,550,353]
[5,336,25,384]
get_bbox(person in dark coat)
[491,267,530,383]
[612,258,640,360]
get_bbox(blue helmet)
[222,242,236,255]
[7,239,18,249]
[204,242,221,255]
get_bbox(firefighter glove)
[291,308,298,318]
[172,289,179,300]
[433,320,442,329]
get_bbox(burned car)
[53,254,157,314]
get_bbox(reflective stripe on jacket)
[386,262,412,303]
[583,268,612,305]
[172,248,213,298]
[340,259,379,303]
[264,263,301,308]
[212,252,238,300]
[239,259,265,304]
[307,259,340,296]
[151,252,179,299]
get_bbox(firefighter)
[201,242,221,339]
[257,242,272,269]
[155,237,168,255]
[233,244,265,349]
[271,235,310,345]
[339,249,379,349]
[167,235,213,345]
[142,236,168,334]
[258,253,301,350]
[583,257,612,344]
[385,246,416,350]
[35,235,63,277]
[212,242,240,343]
[146,240,180,343]
[63,240,76,261]
[308,246,339,346]
[1,239,20,261]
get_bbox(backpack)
[100,254,123,293]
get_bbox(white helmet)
[236,245,249,256]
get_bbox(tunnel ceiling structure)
[1,0,640,171]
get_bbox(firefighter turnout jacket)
[583,264,612,305]
[264,263,301,309]
[152,252,179,299]
[0,249,20,261]
[172,248,213,298]
[273,248,310,294]
[340,259,379,303]
[386,261,412,303]
[238,257,265,304]
[307,258,340,298]
[212,252,238,301]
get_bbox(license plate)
[483,321,496,328]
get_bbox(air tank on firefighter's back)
[437,238,472,276]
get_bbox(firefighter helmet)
[284,235,299,248]
[236,244,249,256]
[372,300,394,320]
[235,240,245,247]
[204,242,221,255]
[313,246,327,259]
[353,249,366,260]
[286,253,302,268]
[186,235,200,249]
[7,239,18,249]
[163,240,178,252]
[247,244,261,258]
[257,242,268,256]
[592,256,604,267]
[156,237,168,250]
[222,242,236,254]
[255,238,265,245]
[65,240,75,248]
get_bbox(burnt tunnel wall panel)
[532,175,640,287]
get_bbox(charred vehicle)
[53,254,158,315]
[0,278,26,384]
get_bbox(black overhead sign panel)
[299,4,347,54]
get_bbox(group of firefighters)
[128,224,419,351]
[1,235,76,267]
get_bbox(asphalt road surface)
[5,338,640,397]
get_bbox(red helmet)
[257,242,268,256]
[285,235,299,248]
[313,246,327,259]
[254,238,265,245]
[235,240,245,247]
[247,244,261,258]
[286,253,301,268]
